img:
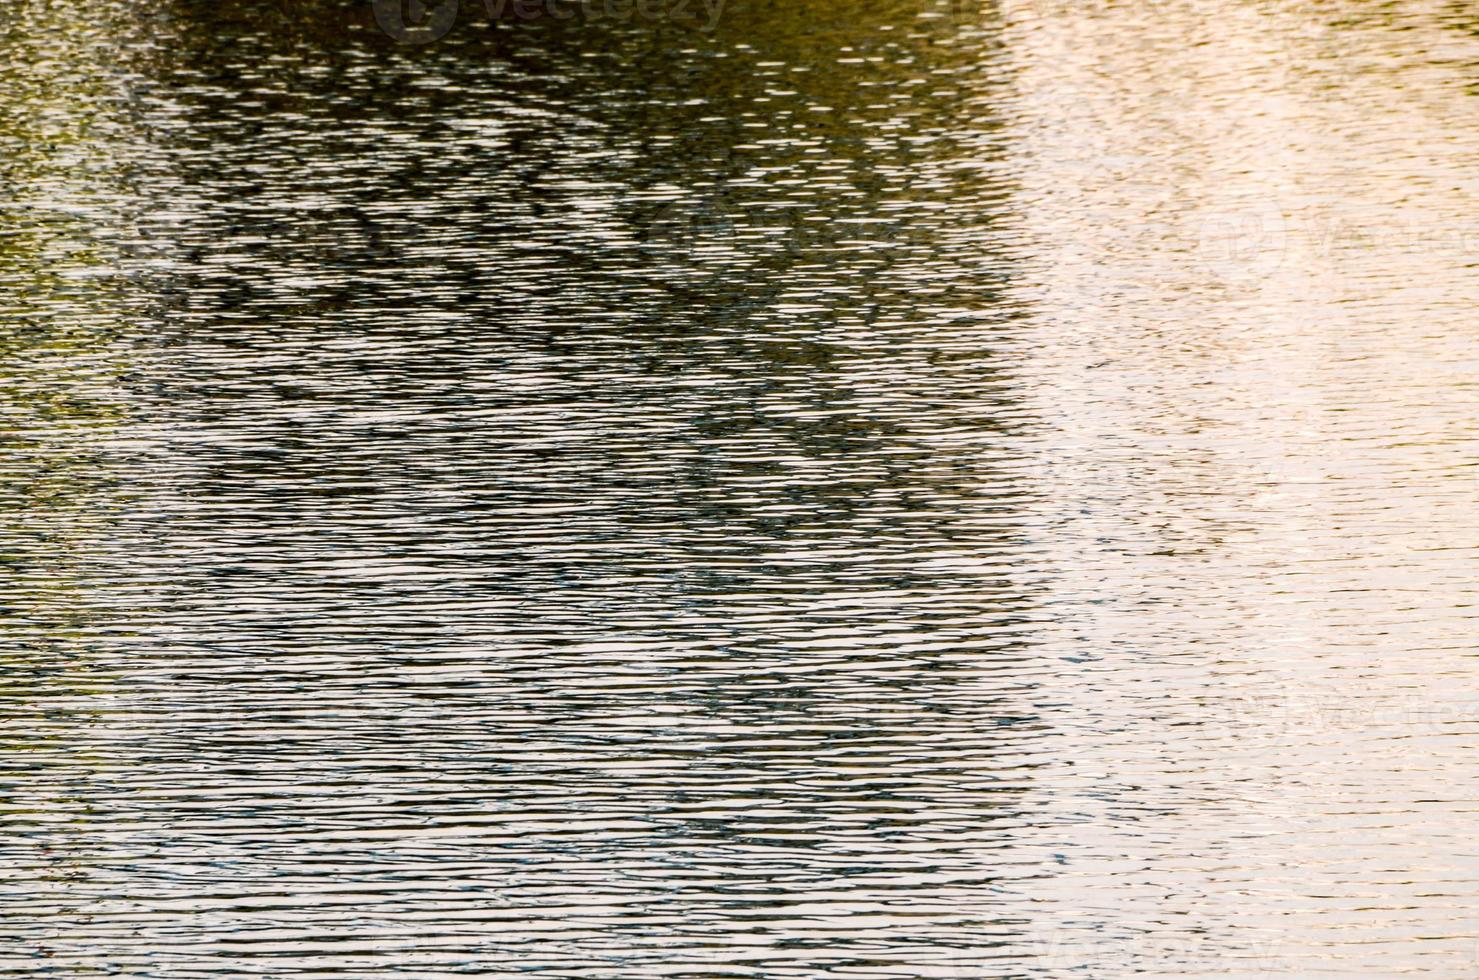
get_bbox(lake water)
[2,0,1477,975]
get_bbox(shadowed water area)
[1,0,1477,975]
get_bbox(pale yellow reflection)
[982,0,1479,972]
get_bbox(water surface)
[2,0,1477,975]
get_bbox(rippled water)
[2,0,1477,975]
